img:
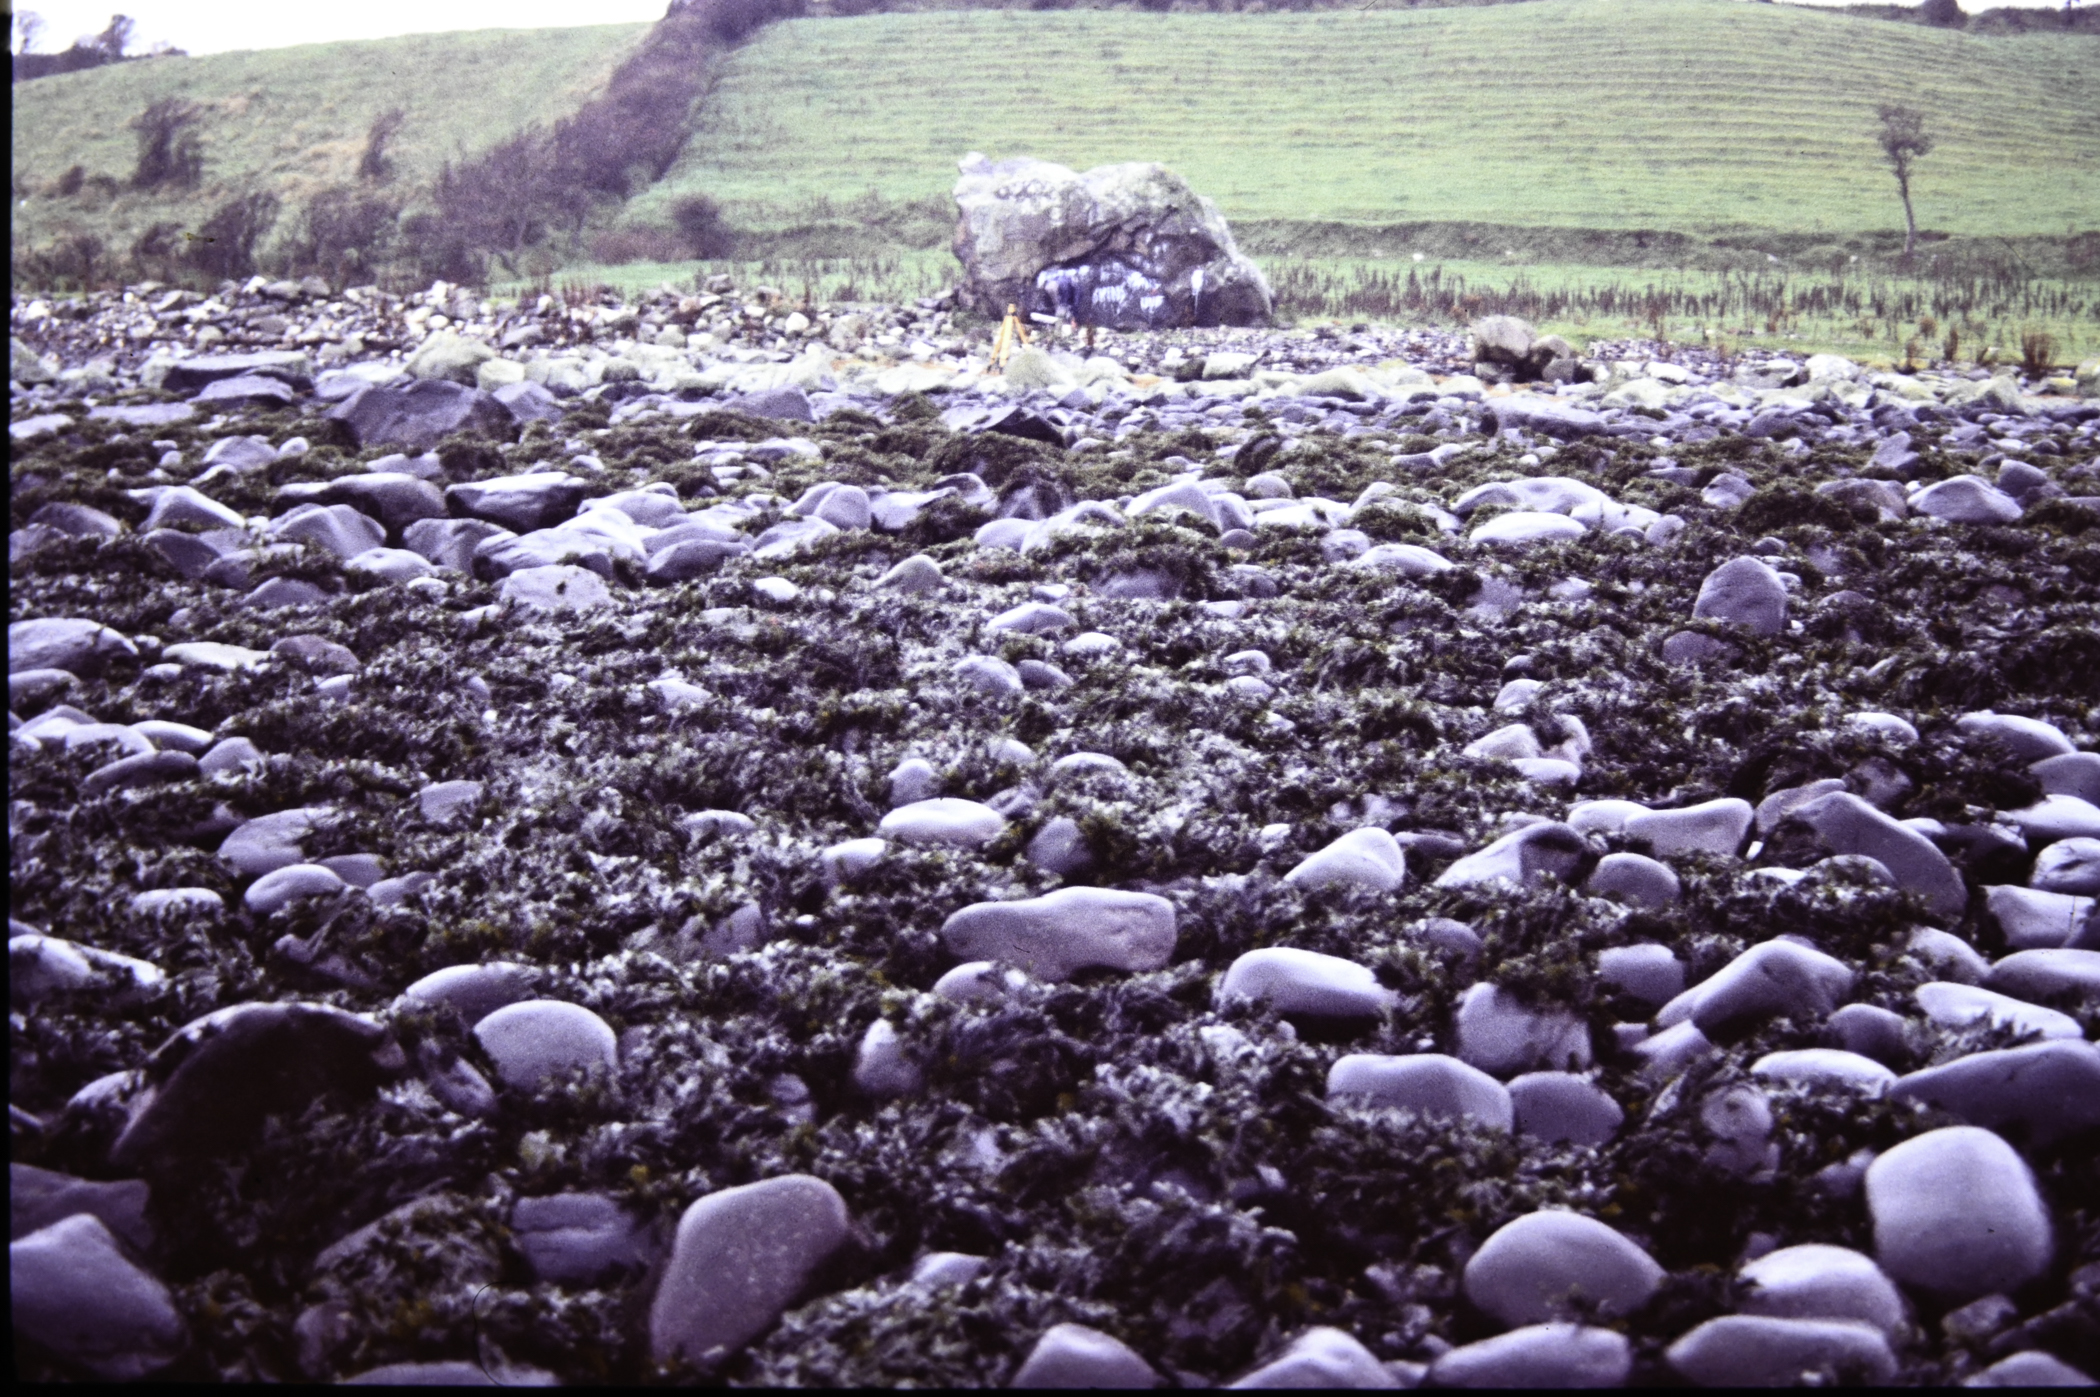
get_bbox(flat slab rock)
[939,886,1176,980]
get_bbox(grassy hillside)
[11,24,651,267]
[633,0,2100,242]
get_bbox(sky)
[13,1,675,56]
[9,0,2072,57]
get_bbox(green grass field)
[11,23,650,258]
[634,0,2100,242]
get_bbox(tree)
[13,10,46,54]
[1919,0,1964,26]
[93,13,134,60]
[1876,103,1934,259]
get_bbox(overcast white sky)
[15,1,675,56]
[10,0,2069,57]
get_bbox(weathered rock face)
[952,153,1272,329]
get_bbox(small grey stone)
[853,1019,923,1097]
[877,553,945,594]
[473,1001,617,1091]
[1965,1351,2097,1387]
[1017,658,1072,690]
[9,617,137,676]
[1462,1210,1663,1327]
[218,806,333,876]
[877,797,1007,849]
[1596,944,1685,1005]
[512,1192,651,1285]
[1429,1324,1631,1389]
[1915,980,2082,1040]
[404,962,538,1022]
[910,1252,988,1289]
[1988,885,2095,949]
[1751,1048,1896,1095]
[83,749,199,796]
[1434,821,1590,890]
[940,886,1176,981]
[953,654,1024,697]
[886,757,942,807]
[1737,1244,1907,1336]
[1985,948,2100,1004]
[1326,1053,1512,1130]
[1508,1072,1623,1146]
[1585,852,1681,908]
[198,735,265,775]
[445,471,587,532]
[932,961,1031,1005]
[1866,1126,2054,1302]
[1657,938,1855,1037]
[11,1163,153,1249]
[1454,982,1591,1077]
[1956,709,2076,762]
[1889,1040,2100,1148]
[1025,816,1094,877]
[1229,1326,1400,1388]
[1693,556,1788,636]
[9,1213,185,1379]
[1625,797,1752,858]
[648,1174,852,1367]
[418,779,484,826]
[1666,1315,1896,1387]
[1909,926,1990,985]
[499,563,614,612]
[1011,1322,1161,1388]
[2032,837,2100,895]
[1216,947,1398,1022]
[244,863,347,915]
[1285,827,1407,893]
[2031,751,2100,805]
[1824,1003,1910,1066]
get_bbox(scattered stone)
[1985,947,2100,1003]
[244,863,347,915]
[1965,1351,2097,1387]
[1665,1315,1897,1387]
[1508,1072,1622,1146]
[9,1213,186,1379]
[1889,1040,2100,1147]
[499,563,614,612]
[403,962,538,1023]
[1326,1053,1512,1130]
[1785,791,1967,919]
[1429,1324,1632,1389]
[9,617,137,676]
[1215,947,1398,1023]
[1284,826,1407,893]
[1227,1326,1398,1388]
[1463,1210,1664,1327]
[2032,837,2100,895]
[877,797,1007,849]
[10,1163,153,1249]
[940,886,1176,980]
[1626,797,1753,858]
[911,1252,990,1289]
[472,1001,618,1091]
[1009,1321,1163,1388]
[1988,886,2096,950]
[1693,556,1789,636]
[511,1192,652,1286]
[1657,938,1855,1037]
[1584,851,1681,908]
[853,1019,923,1097]
[1914,981,2082,1040]
[1435,821,1589,890]
[1751,1048,1896,1095]
[1454,982,1592,1077]
[648,1174,853,1367]
[1866,1126,2054,1302]
[1738,1244,1907,1336]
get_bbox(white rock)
[1843,711,1919,744]
[1913,475,2022,524]
[1890,1040,2100,1148]
[940,886,1176,981]
[1986,947,2100,1003]
[1350,542,1453,576]
[403,962,537,1022]
[952,654,1024,696]
[1011,1322,1161,1388]
[878,553,944,594]
[1228,1326,1399,1388]
[218,806,333,876]
[1326,1053,1512,1130]
[1462,1210,1664,1327]
[1454,982,1591,1077]
[1429,1324,1631,1389]
[164,640,272,671]
[1508,1072,1623,1146]
[1987,885,2096,950]
[648,1175,853,1366]
[1965,1351,2097,1386]
[853,1019,922,1097]
[1434,822,1589,890]
[1596,944,1684,1004]
[1625,797,1752,858]
[1751,1048,1896,1095]
[1914,981,2082,1039]
[1657,938,1855,1036]
[1737,1244,1907,1336]
[820,837,888,885]
[910,1251,989,1289]
[2003,795,2100,843]
[9,1213,185,1379]
[1584,852,1681,908]
[2032,837,2100,895]
[877,797,1007,850]
[244,863,347,915]
[932,961,1031,1005]
[1464,723,1543,762]
[1866,1126,2054,1301]
[472,1000,618,1090]
[1694,556,1788,635]
[1284,826,1407,893]
[1471,510,1586,546]
[500,563,614,612]
[1216,947,1399,1020]
[1565,798,1651,836]
[1956,709,2076,761]
[1666,1315,1896,1387]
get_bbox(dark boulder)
[325,380,516,452]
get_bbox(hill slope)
[634,0,2099,242]
[11,24,650,269]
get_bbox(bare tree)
[1876,103,1934,259]
[13,9,46,54]
[93,13,134,59]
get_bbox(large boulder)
[952,153,1272,329]
[325,379,515,452]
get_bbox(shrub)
[282,187,401,284]
[51,164,86,197]
[129,98,204,190]
[185,192,280,280]
[672,193,736,258]
[2020,329,2057,378]
[358,107,405,183]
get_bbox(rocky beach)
[10,268,2100,1386]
